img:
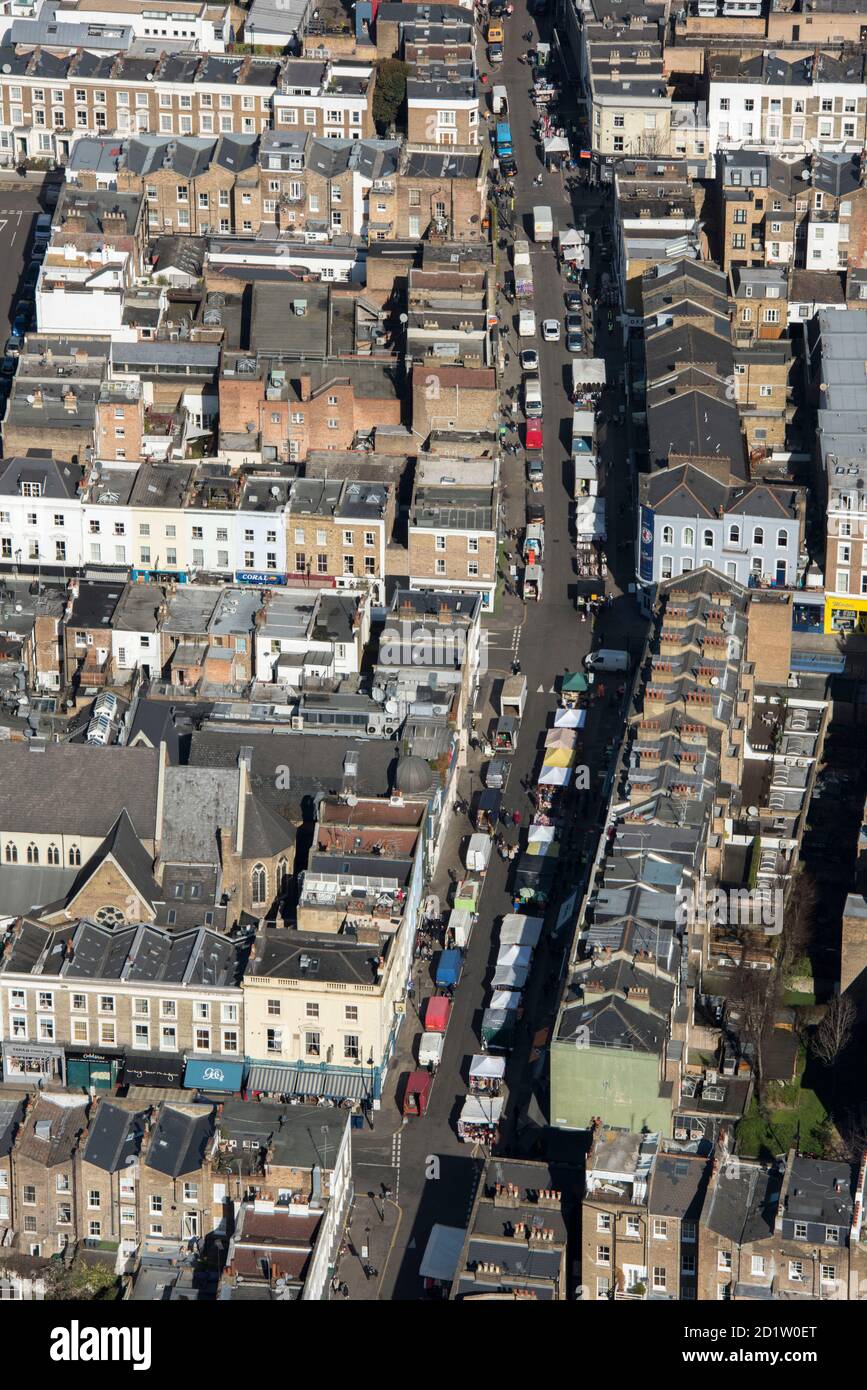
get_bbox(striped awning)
[246,1065,370,1100]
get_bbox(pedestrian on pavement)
[512,809,521,827]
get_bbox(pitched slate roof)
[0,745,159,838]
[145,1103,214,1178]
[83,1102,149,1174]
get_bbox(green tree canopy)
[373,59,409,134]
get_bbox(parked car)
[565,290,582,311]
[11,308,29,339]
[565,312,583,334]
[22,261,40,287]
[488,42,504,63]
[4,336,21,358]
[567,329,584,353]
[1,353,16,376]
[541,318,560,342]
[520,348,539,373]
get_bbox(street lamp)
[366,1050,375,1128]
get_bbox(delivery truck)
[518,307,536,338]
[449,907,476,949]
[435,949,463,990]
[495,120,513,160]
[466,832,493,874]
[523,561,543,601]
[513,240,533,298]
[424,995,452,1034]
[403,1070,433,1117]
[419,1033,444,1070]
[491,84,508,115]
[533,204,554,242]
[584,647,630,674]
[501,672,528,720]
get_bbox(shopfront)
[119,1052,185,1089]
[183,1058,245,1094]
[824,593,867,636]
[2,1040,64,1085]
[65,1049,123,1092]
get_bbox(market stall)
[541,746,575,770]
[481,1007,517,1052]
[457,1093,504,1143]
[497,943,534,971]
[560,673,589,709]
[469,1054,506,1095]
[499,913,544,948]
[544,726,578,749]
[538,765,572,787]
[492,962,531,991]
[554,704,586,727]
[490,989,523,1012]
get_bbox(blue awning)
[183,1058,245,1093]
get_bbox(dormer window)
[20,481,41,498]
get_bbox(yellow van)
[487,21,504,43]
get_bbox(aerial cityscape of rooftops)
[0,0,866,1322]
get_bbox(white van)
[524,376,542,417]
[518,308,536,338]
[584,648,629,674]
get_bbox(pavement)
[334,0,648,1302]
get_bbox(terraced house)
[0,47,375,168]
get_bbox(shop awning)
[246,1064,370,1100]
[184,1058,245,1093]
[120,1053,184,1088]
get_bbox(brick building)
[10,1095,89,1257]
[286,476,394,590]
[411,364,498,443]
[408,456,498,609]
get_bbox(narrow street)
[337,0,645,1301]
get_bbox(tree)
[811,994,856,1068]
[779,868,819,979]
[47,1260,120,1301]
[373,59,409,135]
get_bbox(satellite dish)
[384,699,399,715]
[399,313,408,324]
[748,806,758,817]
[710,675,720,686]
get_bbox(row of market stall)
[472,911,544,1143]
